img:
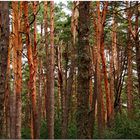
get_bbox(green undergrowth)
[22,114,140,139]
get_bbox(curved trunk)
[23,2,39,138]
[96,2,105,137]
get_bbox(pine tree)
[0,2,9,138]
[77,2,91,138]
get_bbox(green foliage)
[68,122,77,139]
[40,120,48,139]
[21,114,140,139]
[54,118,61,139]
[104,114,140,139]
[21,127,31,139]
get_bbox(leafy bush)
[22,114,140,139]
[40,120,48,139]
[104,114,140,139]
[68,122,77,139]
[54,118,61,139]
[21,127,31,139]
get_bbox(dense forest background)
[0,1,140,139]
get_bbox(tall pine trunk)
[12,2,23,138]
[99,2,112,127]
[4,40,11,138]
[77,2,91,138]
[110,11,117,116]
[96,2,105,137]
[126,3,133,118]
[23,2,39,138]
[0,2,9,138]
[57,44,63,120]
[47,1,55,138]
[134,2,140,96]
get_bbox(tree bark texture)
[47,1,55,139]
[77,2,91,139]
[0,2,9,138]
[126,3,133,118]
[23,2,39,138]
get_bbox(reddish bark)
[126,2,133,118]
[96,2,106,137]
[23,2,39,138]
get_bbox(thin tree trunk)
[126,3,133,118]
[4,42,11,138]
[37,23,43,137]
[57,43,63,120]
[89,74,93,110]
[47,2,55,138]
[10,8,16,138]
[10,39,16,138]
[126,2,139,95]
[64,54,76,138]
[134,2,140,96]
[44,1,50,124]
[44,2,50,135]
[32,2,40,137]
[89,49,93,111]
[89,47,97,138]
[110,11,117,118]
[61,43,68,138]
[37,58,42,136]
[61,1,78,136]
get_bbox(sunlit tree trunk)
[12,2,23,138]
[77,2,91,138]
[98,2,113,127]
[0,2,9,138]
[96,2,105,137]
[32,2,40,137]
[23,2,39,138]
[101,40,112,127]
